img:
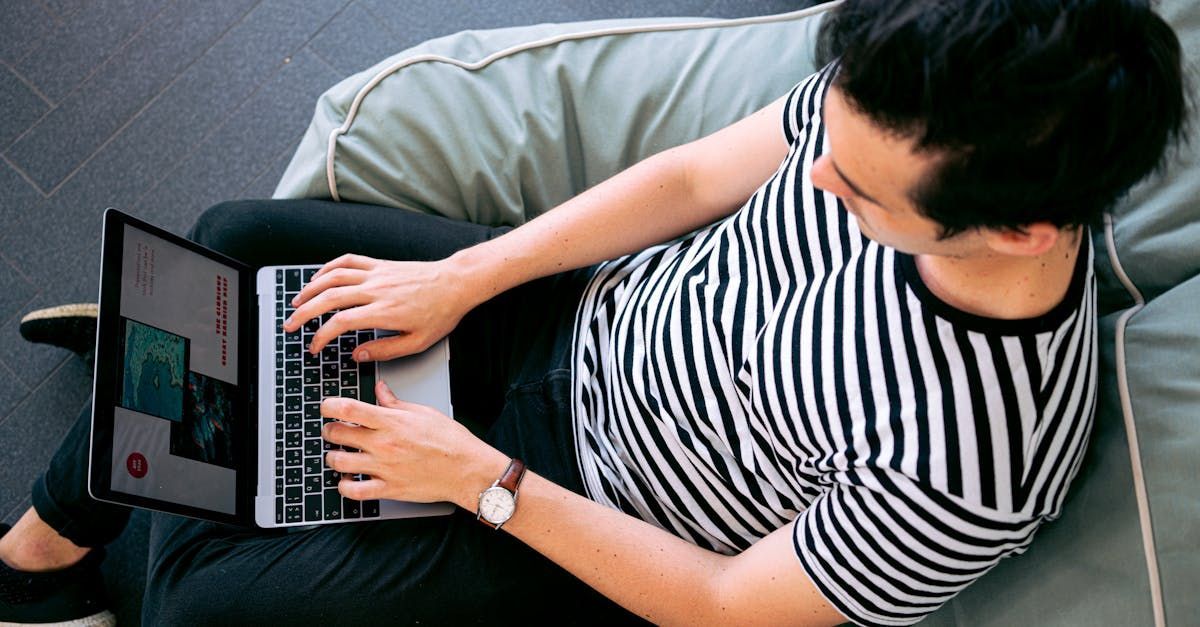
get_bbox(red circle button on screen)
[126,452,148,478]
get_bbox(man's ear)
[981,222,1061,257]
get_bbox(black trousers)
[30,199,640,625]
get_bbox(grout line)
[0,352,72,429]
[34,0,62,24]
[0,249,37,285]
[306,45,343,76]
[233,140,298,199]
[356,1,406,41]
[44,0,178,107]
[0,153,51,198]
[132,0,351,210]
[0,58,55,108]
[36,0,266,198]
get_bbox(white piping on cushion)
[1104,212,1165,627]
[323,2,842,200]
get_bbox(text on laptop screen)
[109,224,241,515]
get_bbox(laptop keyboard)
[273,268,381,525]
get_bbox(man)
[1,1,1185,625]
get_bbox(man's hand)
[282,253,483,362]
[320,381,508,506]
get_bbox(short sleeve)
[782,62,838,145]
[792,468,1043,626]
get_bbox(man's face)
[811,86,983,258]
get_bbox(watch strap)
[496,458,527,493]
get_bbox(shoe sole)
[19,304,98,325]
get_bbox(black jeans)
[30,199,640,625]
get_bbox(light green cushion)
[276,3,1199,624]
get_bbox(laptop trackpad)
[375,337,453,416]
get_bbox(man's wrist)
[454,444,511,512]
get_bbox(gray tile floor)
[1,0,816,621]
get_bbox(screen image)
[108,224,241,515]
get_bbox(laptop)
[88,208,455,528]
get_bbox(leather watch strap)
[497,458,527,493]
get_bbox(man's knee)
[187,200,260,247]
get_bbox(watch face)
[479,486,515,524]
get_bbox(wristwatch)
[476,458,527,530]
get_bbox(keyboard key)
[276,269,284,283]
[358,331,374,344]
[285,449,301,467]
[304,476,322,494]
[364,500,380,518]
[285,396,301,412]
[304,403,321,420]
[285,468,302,485]
[285,431,301,448]
[275,478,283,495]
[304,456,322,476]
[304,420,322,438]
[275,498,284,524]
[304,494,322,521]
[323,380,339,398]
[276,459,284,476]
[322,345,338,363]
[340,371,358,388]
[343,497,361,519]
[324,489,342,520]
[303,350,320,367]
[286,505,302,524]
[303,268,317,282]
[304,368,320,385]
[304,439,322,457]
[323,469,341,488]
[339,353,355,370]
[339,335,357,352]
[321,364,338,380]
[304,318,320,333]
[360,367,375,403]
[285,378,301,395]
[286,486,302,504]
[304,386,320,403]
[343,389,358,400]
[275,440,283,458]
[275,370,283,386]
[285,344,301,360]
[275,423,283,440]
[286,269,301,292]
[275,388,283,404]
[285,361,301,377]
[285,413,301,430]
[276,405,283,421]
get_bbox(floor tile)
[3,0,260,193]
[0,158,44,230]
[306,1,404,75]
[0,2,56,66]
[0,360,31,426]
[237,141,298,200]
[0,65,49,149]
[0,256,37,326]
[42,0,89,22]
[0,293,74,390]
[13,0,173,104]
[137,49,341,233]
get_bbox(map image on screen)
[170,372,236,469]
[120,319,188,422]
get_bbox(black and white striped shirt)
[570,65,1097,626]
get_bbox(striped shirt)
[569,65,1098,626]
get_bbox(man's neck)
[914,229,1083,321]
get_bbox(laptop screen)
[102,222,244,516]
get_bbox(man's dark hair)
[818,0,1188,237]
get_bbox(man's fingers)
[312,253,375,281]
[308,306,373,354]
[320,396,385,429]
[292,268,366,308]
[325,450,376,476]
[353,334,425,362]
[285,287,368,336]
[338,478,387,501]
[323,420,373,451]
[374,381,425,412]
